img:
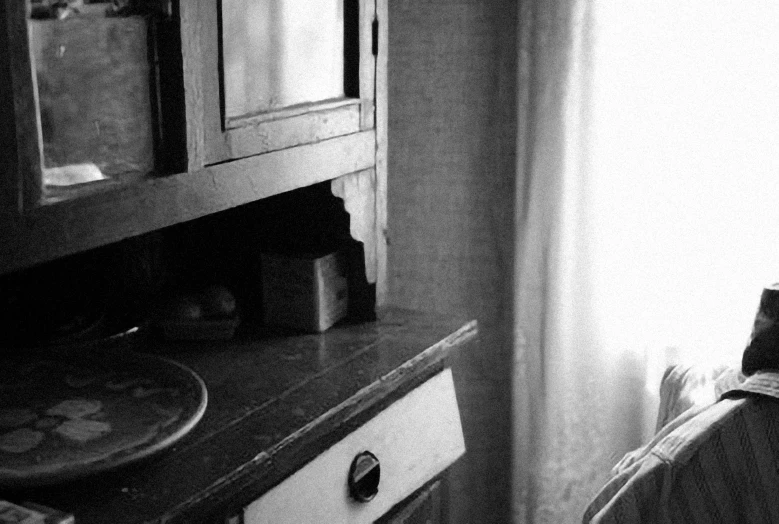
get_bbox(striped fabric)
[583,371,779,523]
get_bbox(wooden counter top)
[5,308,477,524]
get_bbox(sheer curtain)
[513,1,779,522]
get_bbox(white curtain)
[513,1,779,522]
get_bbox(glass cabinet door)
[222,0,345,119]
[22,1,182,196]
[182,0,376,168]
[29,8,152,188]
[1,0,375,204]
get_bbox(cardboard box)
[261,251,348,332]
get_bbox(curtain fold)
[513,2,644,521]
[513,1,779,522]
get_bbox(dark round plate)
[0,350,207,487]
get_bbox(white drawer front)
[243,368,465,524]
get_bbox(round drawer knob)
[348,450,381,502]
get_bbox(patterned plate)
[0,350,207,487]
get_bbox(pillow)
[610,362,744,477]
[655,363,744,432]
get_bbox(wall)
[387,2,517,522]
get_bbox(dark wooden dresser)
[6,309,475,523]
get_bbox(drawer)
[242,368,465,524]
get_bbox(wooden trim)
[197,0,231,166]
[225,98,358,129]
[359,0,377,130]
[374,0,388,306]
[0,131,376,275]
[0,3,21,217]
[225,102,362,160]
[180,0,216,171]
[20,14,44,211]
[331,168,377,283]
[0,3,43,215]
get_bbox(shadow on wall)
[388,1,517,523]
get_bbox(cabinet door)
[1,2,184,206]
[0,1,190,274]
[180,0,377,170]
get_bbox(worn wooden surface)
[219,100,367,162]
[8,308,477,524]
[0,3,22,217]
[0,131,375,275]
[359,0,376,130]
[179,0,208,171]
[227,101,362,160]
[226,98,358,128]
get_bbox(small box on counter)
[156,284,241,341]
[260,250,348,333]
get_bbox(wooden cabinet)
[0,0,387,304]
[0,4,465,524]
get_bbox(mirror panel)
[27,1,157,188]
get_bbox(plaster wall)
[388,2,517,522]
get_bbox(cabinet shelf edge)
[0,130,377,275]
